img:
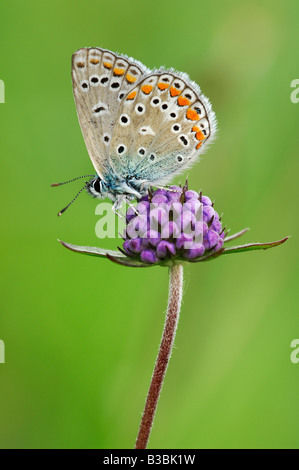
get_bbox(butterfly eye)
[93,178,102,193]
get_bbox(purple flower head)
[122,183,225,265]
[59,180,288,268]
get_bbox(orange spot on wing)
[114,68,125,76]
[177,96,190,106]
[192,126,200,132]
[196,130,205,141]
[170,86,181,97]
[141,84,153,94]
[158,82,169,90]
[196,142,203,149]
[90,58,99,64]
[103,61,112,69]
[126,73,137,83]
[127,91,137,100]
[186,109,200,121]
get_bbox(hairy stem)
[135,263,184,449]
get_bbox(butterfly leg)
[112,207,126,222]
[124,197,139,215]
[112,197,127,221]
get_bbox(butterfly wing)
[72,47,148,178]
[109,69,217,185]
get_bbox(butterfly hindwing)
[109,70,217,184]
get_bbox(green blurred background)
[0,0,298,449]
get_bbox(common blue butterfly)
[71,47,217,211]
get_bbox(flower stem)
[135,263,184,449]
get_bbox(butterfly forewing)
[72,47,147,178]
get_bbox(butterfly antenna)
[57,184,88,216]
[51,175,95,187]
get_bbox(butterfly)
[62,47,217,213]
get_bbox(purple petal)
[167,186,183,202]
[201,195,212,206]
[175,234,194,250]
[168,185,182,192]
[211,218,222,233]
[184,190,199,200]
[204,230,219,249]
[141,238,150,249]
[137,201,150,214]
[126,215,148,238]
[149,206,168,229]
[180,211,197,232]
[183,243,205,259]
[151,194,169,204]
[153,188,168,197]
[214,238,224,251]
[193,221,204,243]
[156,241,176,259]
[128,237,143,254]
[123,240,132,255]
[203,205,215,223]
[184,199,202,216]
[140,249,158,264]
[167,202,183,219]
[145,230,161,247]
[126,207,136,222]
[161,221,181,238]
[203,222,208,236]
